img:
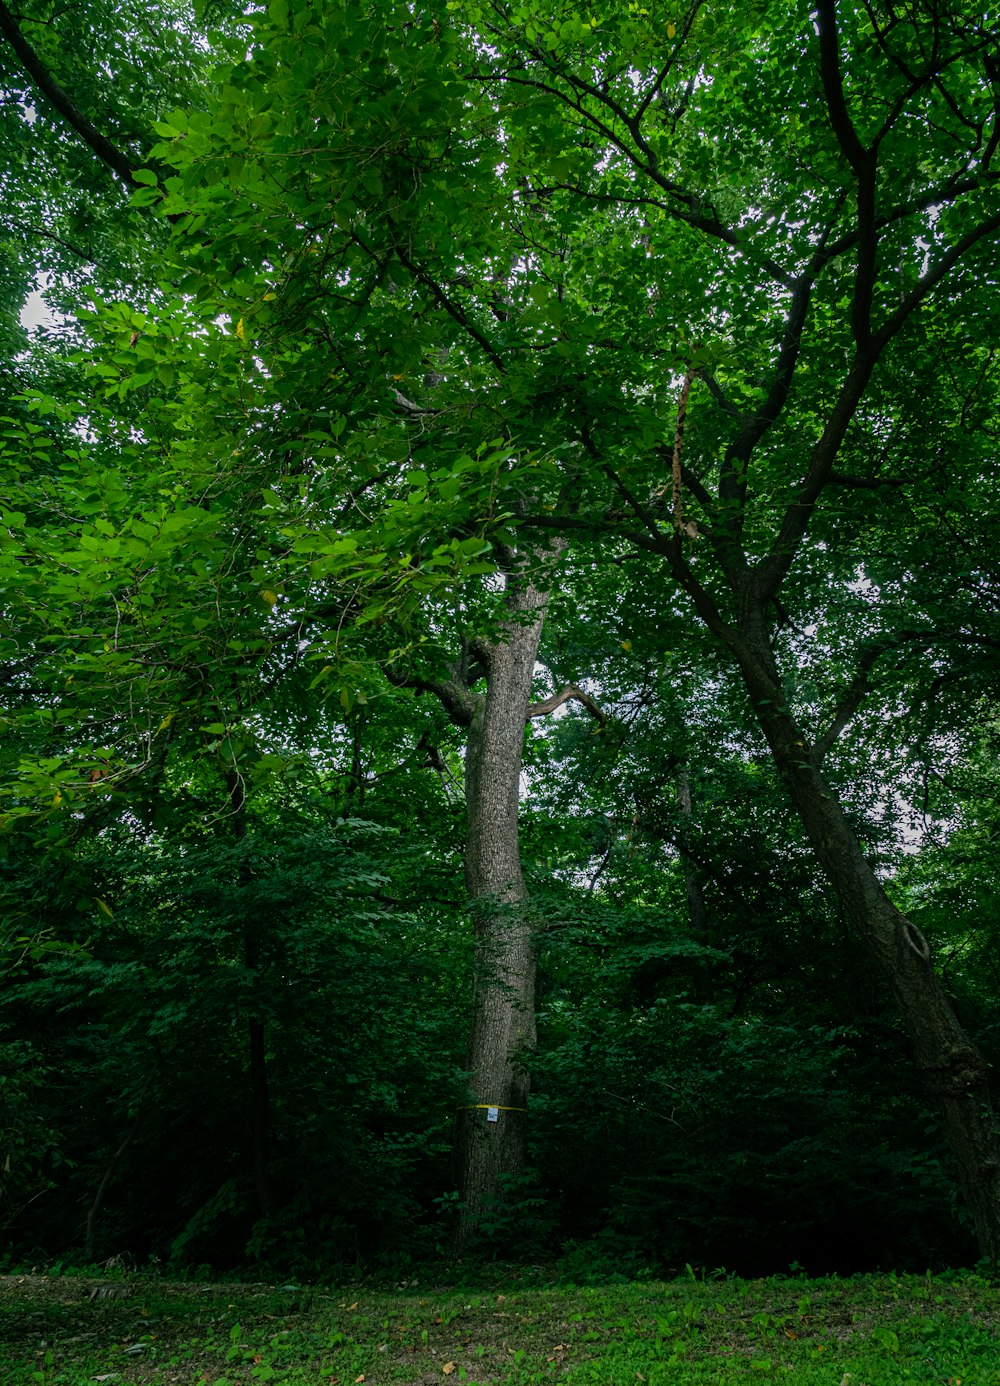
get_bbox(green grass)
[2,1269,999,1385]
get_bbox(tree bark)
[453,563,551,1247]
[675,768,708,937]
[227,769,273,1221]
[732,612,1000,1264]
[245,939,274,1221]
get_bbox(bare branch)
[526,683,606,724]
[2,214,94,263]
[815,644,885,762]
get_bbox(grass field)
[2,1268,999,1385]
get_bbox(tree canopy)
[2,0,1000,1275]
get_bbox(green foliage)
[2,0,1000,1281]
[2,805,470,1271]
[532,999,966,1274]
[0,1039,62,1237]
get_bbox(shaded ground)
[3,1269,1000,1384]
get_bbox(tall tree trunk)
[453,569,550,1247]
[245,935,274,1221]
[732,615,1000,1263]
[675,768,708,937]
[227,769,273,1221]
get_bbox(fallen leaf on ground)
[442,1363,456,1375]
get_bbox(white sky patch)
[20,274,59,333]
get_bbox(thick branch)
[815,0,877,345]
[815,0,867,173]
[852,160,877,348]
[526,683,606,724]
[757,207,1000,602]
[0,1,137,185]
[719,268,820,514]
[384,665,480,726]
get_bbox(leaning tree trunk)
[453,572,550,1248]
[733,618,1000,1263]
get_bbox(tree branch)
[718,266,822,517]
[470,68,793,286]
[824,174,999,264]
[2,214,94,263]
[756,207,1000,603]
[815,0,867,174]
[390,241,506,372]
[814,625,1000,765]
[754,354,878,603]
[873,208,1000,352]
[632,0,705,124]
[0,0,137,186]
[814,643,885,763]
[384,664,480,727]
[815,0,877,346]
[521,506,739,647]
[526,683,606,724]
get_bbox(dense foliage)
[1,0,999,1277]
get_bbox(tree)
[147,0,1000,1255]
[394,537,602,1243]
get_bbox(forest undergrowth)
[2,1268,999,1385]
